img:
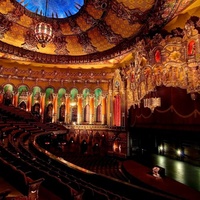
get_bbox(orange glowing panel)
[188,40,195,56]
[155,50,161,63]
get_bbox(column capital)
[77,94,83,98]
[89,94,95,98]
[40,92,45,97]
[53,93,58,97]
[102,93,108,98]
[65,93,70,98]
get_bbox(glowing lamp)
[34,22,53,48]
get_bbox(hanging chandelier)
[34,22,53,47]
[143,90,161,113]
[34,0,54,48]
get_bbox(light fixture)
[70,98,77,107]
[34,0,54,47]
[143,90,161,113]
[190,92,197,100]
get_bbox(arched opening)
[19,101,26,110]
[96,104,102,122]
[59,104,65,122]
[69,137,75,153]
[32,103,40,114]
[81,140,88,154]
[71,106,77,123]
[84,104,90,122]
[3,91,13,106]
[45,103,53,123]
[92,143,100,155]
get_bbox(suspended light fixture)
[34,0,54,48]
[143,90,161,113]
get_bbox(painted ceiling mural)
[0,0,197,68]
[15,0,84,19]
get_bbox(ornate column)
[65,94,70,124]
[0,93,2,104]
[13,91,18,107]
[77,94,82,125]
[40,92,45,122]
[53,93,58,123]
[27,92,32,112]
[0,88,3,103]
[114,93,121,126]
[83,94,90,123]
[108,84,113,127]
[121,82,126,127]
[89,94,94,124]
[101,94,106,125]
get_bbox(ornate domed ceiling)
[0,0,199,69]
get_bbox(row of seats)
[0,105,176,200]
[49,149,129,182]
[9,125,132,199]
[2,142,81,199]
[0,149,44,199]
[29,133,175,200]
[1,121,84,199]
[0,104,36,121]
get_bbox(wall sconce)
[159,145,164,155]
[190,92,197,100]
[177,149,181,156]
[70,101,77,107]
